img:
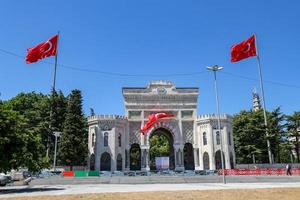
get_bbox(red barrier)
[219,168,300,176]
[62,171,74,177]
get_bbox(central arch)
[149,128,175,170]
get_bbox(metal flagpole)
[254,34,272,164]
[53,31,59,90]
[47,31,60,158]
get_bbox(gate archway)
[90,153,95,170]
[130,143,141,170]
[149,128,175,170]
[117,153,122,171]
[183,143,195,170]
[100,152,111,171]
[203,152,210,170]
[215,150,225,170]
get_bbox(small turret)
[252,87,261,112]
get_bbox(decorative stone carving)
[129,121,141,145]
[182,121,194,143]
[99,120,114,131]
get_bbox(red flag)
[231,35,257,62]
[141,113,174,134]
[26,34,58,64]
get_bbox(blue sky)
[0,0,299,116]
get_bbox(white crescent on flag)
[41,40,53,53]
[243,43,251,53]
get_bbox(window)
[118,133,122,147]
[104,132,108,146]
[228,132,232,146]
[216,131,220,145]
[92,133,95,147]
[129,111,141,119]
[181,110,193,118]
[203,132,207,145]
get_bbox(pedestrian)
[286,163,292,176]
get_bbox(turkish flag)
[26,34,58,64]
[141,113,174,134]
[231,35,257,62]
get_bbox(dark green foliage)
[48,89,67,164]
[286,111,300,162]
[0,93,50,172]
[58,90,88,170]
[149,134,170,158]
[233,107,285,164]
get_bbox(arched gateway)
[87,80,235,172]
[149,128,175,170]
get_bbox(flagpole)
[254,34,272,164]
[52,31,59,90]
[47,31,60,158]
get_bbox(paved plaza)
[1,181,300,198]
[1,176,300,198]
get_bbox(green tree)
[149,134,169,169]
[149,135,169,158]
[233,107,285,164]
[48,89,67,164]
[0,93,49,172]
[286,111,300,162]
[58,90,87,170]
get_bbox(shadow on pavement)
[0,187,65,194]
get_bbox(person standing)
[286,163,292,176]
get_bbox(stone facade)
[88,80,236,171]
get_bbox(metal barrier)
[218,168,300,175]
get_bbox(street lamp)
[53,131,61,172]
[207,65,226,184]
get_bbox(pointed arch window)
[216,131,220,145]
[104,132,108,146]
[118,133,122,147]
[92,133,95,147]
[228,132,232,145]
[203,132,207,145]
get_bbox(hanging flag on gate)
[231,35,257,62]
[26,34,58,64]
[140,113,174,134]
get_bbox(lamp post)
[53,131,61,172]
[207,65,226,184]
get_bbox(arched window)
[117,154,122,171]
[228,132,232,146]
[216,131,220,145]
[92,133,95,147]
[203,132,207,145]
[203,152,209,170]
[118,133,121,147]
[100,152,111,171]
[104,132,108,146]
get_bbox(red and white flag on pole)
[231,35,257,62]
[141,113,174,134]
[26,34,58,64]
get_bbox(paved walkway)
[1,182,300,198]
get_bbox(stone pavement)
[1,182,300,198]
[30,175,300,185]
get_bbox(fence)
[218,168,300,175]
[236,163,300,169]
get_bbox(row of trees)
[233,108,300,164]
[0,89,87,173]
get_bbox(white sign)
[155,157,169,170]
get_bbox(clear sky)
[0,0,299,116]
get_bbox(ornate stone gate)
[87,81,236,172]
